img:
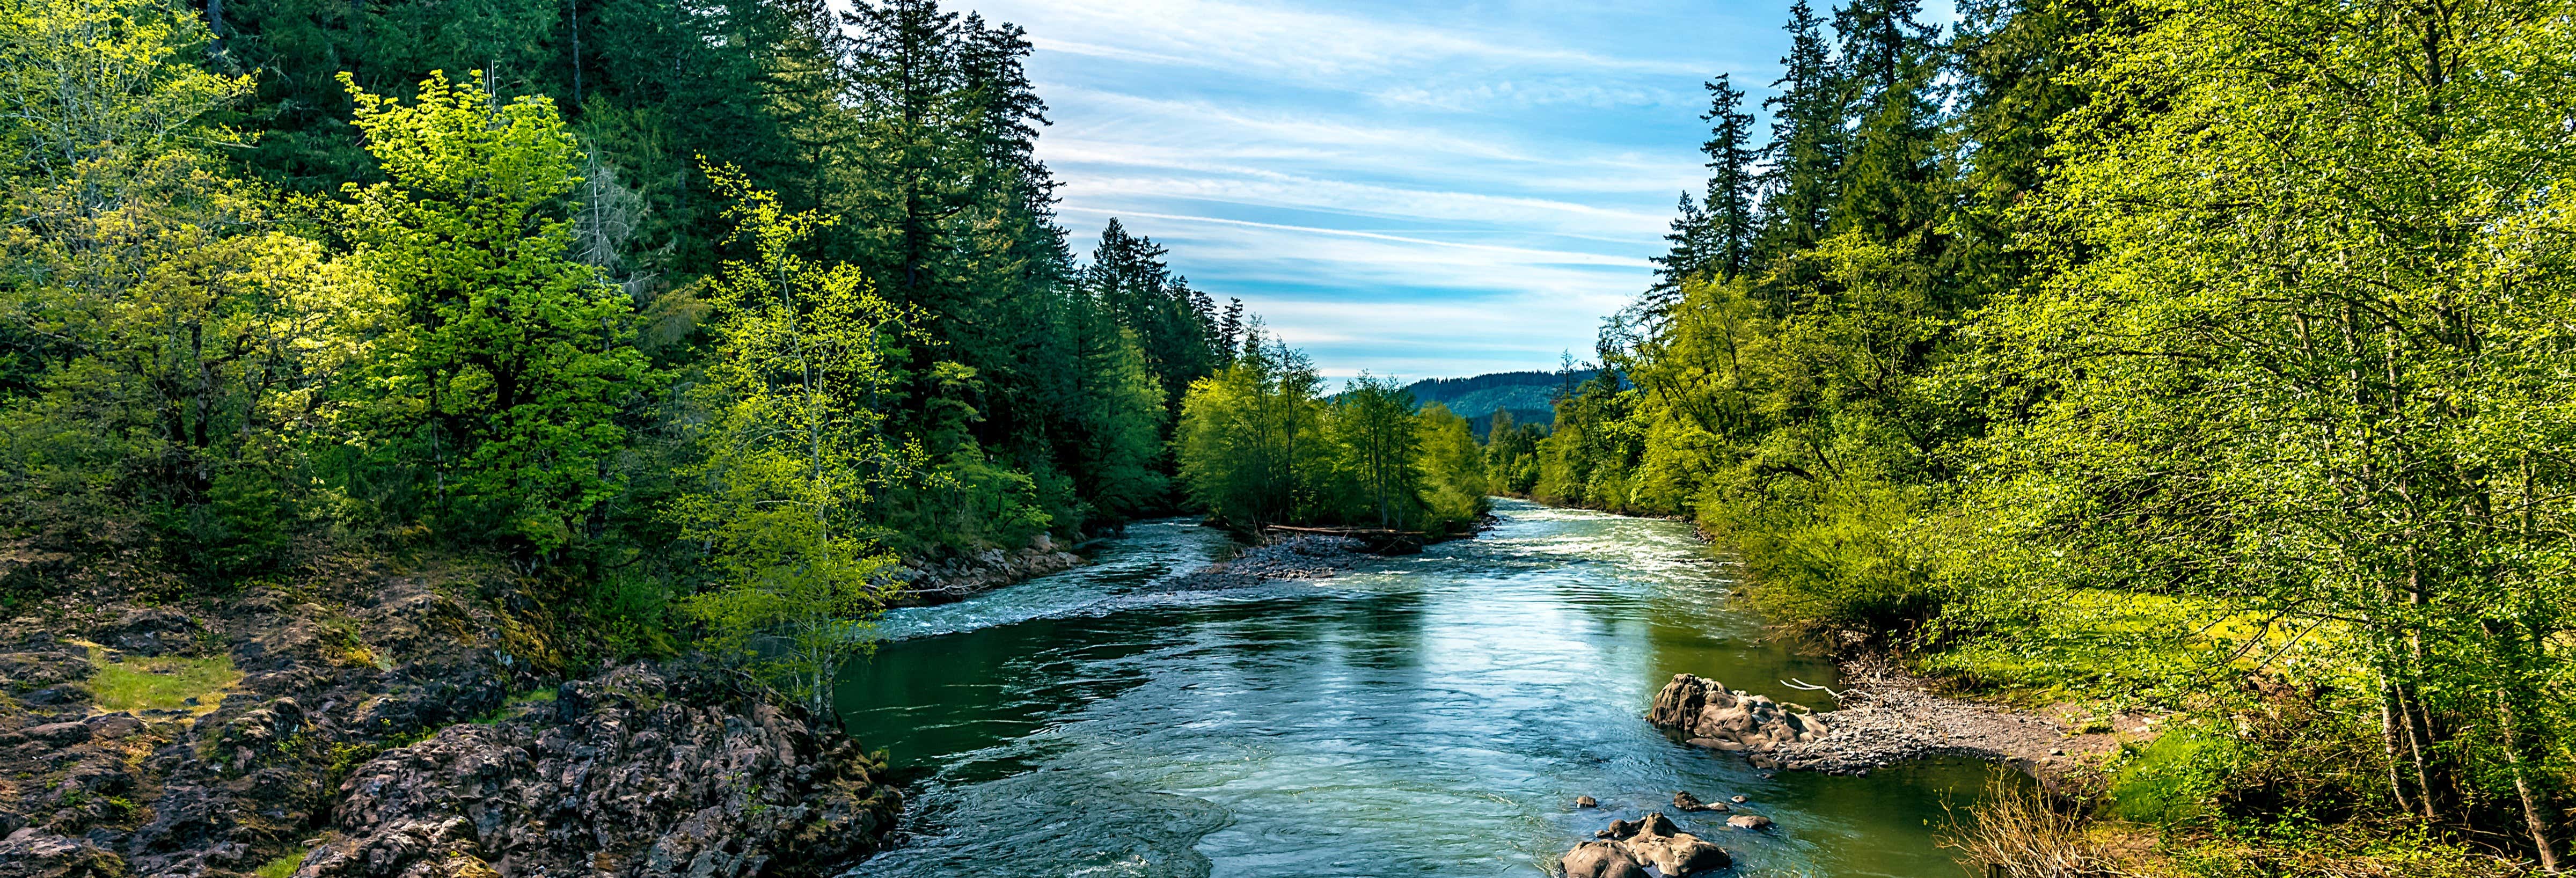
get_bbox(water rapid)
[838,499,1995,877]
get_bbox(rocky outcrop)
[295,664,901,878]
[1561,812,1730,877]
[0,832,123,878]
[1646,674,1832,753]
[1151,535,1366,591]
[893,533,1083,606]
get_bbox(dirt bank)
[1764,655,2160,781]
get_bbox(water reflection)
[838,500,1980,877]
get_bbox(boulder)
[1574,795,1598,809]
[301,664,901,878]
[1567,811,1730,877]
[1727,814,1774,830]
[1560,841,1648,878]
[1649,674,1832,754]
[1672,791,1720,812]
[12,722,89,745]
[93,608,200,656]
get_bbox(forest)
[1526,0,2576,872]
[0,0,1499,715]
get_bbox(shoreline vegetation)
[1500,0,2576,870]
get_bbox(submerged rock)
[1671,791,1724,812]
[1648,674,1831,754]
[1564,811,1730,877]
[1726,814,1775,831]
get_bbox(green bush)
[2107,728,2231,824]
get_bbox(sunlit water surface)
[838,500,1992,877]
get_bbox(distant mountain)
[1399,369,1592,434]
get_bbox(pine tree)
[1648,193,1709,308]
[1755,0,1843,270]
[1700,74,1760,282]
[1081,219,1218,421]
[1829,0,1945,244]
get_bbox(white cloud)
[934,0,1782,376]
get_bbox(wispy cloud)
[954,0,1796,377]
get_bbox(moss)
[86,649,241,714]
[253,847,310,878]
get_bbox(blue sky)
[955,0,1819,381]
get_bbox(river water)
[837,499,1995,877]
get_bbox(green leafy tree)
[338,70,650,551]
[1174,331,1320,531]
[1327,375,1423,530]
[675,164,920,721]
[1416,402,1488,535]
[1976,0,2576,860]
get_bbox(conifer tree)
[1755,0,1843,270]
[1699,74,1761,283]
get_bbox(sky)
[950,0,1813,382]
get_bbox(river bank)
[838,501,2002,877]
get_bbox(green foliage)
[1415,403,1488,536]
[1575,0,2576,865]
[673,166,914,719]
[252,847,308,878]
[336,70,652,551]
[2108,728,2230,824]
[1325,375,1425,530]
[1174,334,1322,530]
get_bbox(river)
[837,499,1997,877]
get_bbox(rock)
[0,652,89,694]
[1574,795,1598,808]
[304,664,901,878]
[0,833,125,878]
[94,608,200,656]
[1568,811,1729,877]
[1648,674,1829,755]
[80,714,141,740]
[1671,791,1711,811]
[1560,841,1648,878]
[1151,535,1370,591]
[14,722,90,745]
[1727,814,1774,830]
[1730,794,1748,803]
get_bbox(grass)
[85,647,241,714]
[253,847,309,878]
[467,686,558,725]
[1917,589,2347,707]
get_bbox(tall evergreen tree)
[1699,74,1761,283]
[1081,219,1218,422]
[1829,0,1945,244]
[1755,0,1843,272]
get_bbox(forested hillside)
[0,0,1241,685]
[1532,0,2576,871]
